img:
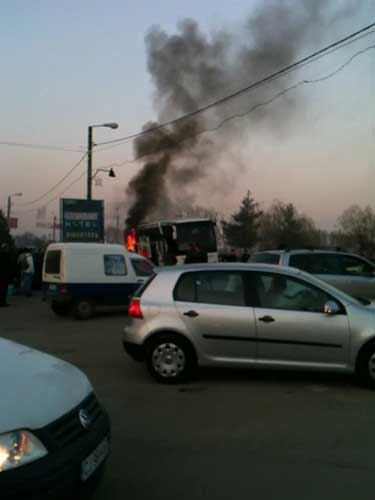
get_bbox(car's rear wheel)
[356,342,375,387]
[51,301,72,316]
[145,334,197,384]
[74,299,95,320]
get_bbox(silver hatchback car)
[123,263,375,385]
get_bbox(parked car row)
[5,245,375,497]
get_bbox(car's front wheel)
[356,341,375,387]
[145,333,197,384]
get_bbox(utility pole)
[116,207,120,243]
[87,126,93,200]
[52,215,57,242]
[6,196,11,226]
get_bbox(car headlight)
[0,431,47,472]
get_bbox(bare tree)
[258,200,321,250]
[333,205,375,259]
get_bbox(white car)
[0,337,110,499]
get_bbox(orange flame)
[126,228,136,252]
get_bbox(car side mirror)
[323,300,340,315]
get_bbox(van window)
[104,255,127,276]
[131,258,155,277]
[45,250,61,274]
[250,253,281,264]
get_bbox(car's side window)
[308,254,341,275]
[174,273,196,302]
[338,255,374,277]
[174,271,245,306]
[252,272,333,313]
[104,255,127,276]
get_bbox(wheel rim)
[368,353,375,380]
[152,343,186,378]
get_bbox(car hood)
[0,338,92,433]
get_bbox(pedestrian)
[18,249,35,297]
[0,243,12,307]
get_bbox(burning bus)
[126,218,218,265]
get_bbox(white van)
[43,243,155,319]
[0,337,110,498]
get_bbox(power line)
[16,37,375,213]
[0,141,85,153]
[98,44,375,171]
[19,153,87,206]
[95,22,375,148]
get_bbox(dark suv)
[250,250,375,300]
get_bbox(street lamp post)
[7,192,22,227]
[87,123,118,200]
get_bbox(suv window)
[339,255,374,276]
[289,253,341,275]
[250,272,333,313]
[104,255,127,276]
[174,271,245,306]
[45,250,61,274]
[250,253,281,264]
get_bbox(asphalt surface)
[1,294,375,500]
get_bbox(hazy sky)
[1,0,374,235]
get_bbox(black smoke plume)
[125,0,351,230]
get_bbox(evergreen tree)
[223,191,262,248]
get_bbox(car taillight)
[128,298,143,319]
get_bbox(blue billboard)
[60,198,104,242]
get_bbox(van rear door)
[43,248,62,283]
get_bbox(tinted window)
[174,271,245,306]
[45,250,61,274]
[339,255,374,276]
[290,254,341,275]
[253,272,333,313]
[104,255,127,275]
[131,258,155,277]
[250,253,281,264]
[174,273,196,302]
[196,272,245,306]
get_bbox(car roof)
[159,263,303,276]
[254,249,363,257]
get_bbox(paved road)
[2,295,375,499]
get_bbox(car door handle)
[258,315,275,323]
[183,310,199,318]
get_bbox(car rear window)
[250,253,281,264]
[45,250,61,274]
[131,258,155,277]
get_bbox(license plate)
[81,437,109,482]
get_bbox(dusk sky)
[1,0,374,236]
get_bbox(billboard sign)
[61,198,104,242]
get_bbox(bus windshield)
[175,221,217,254]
